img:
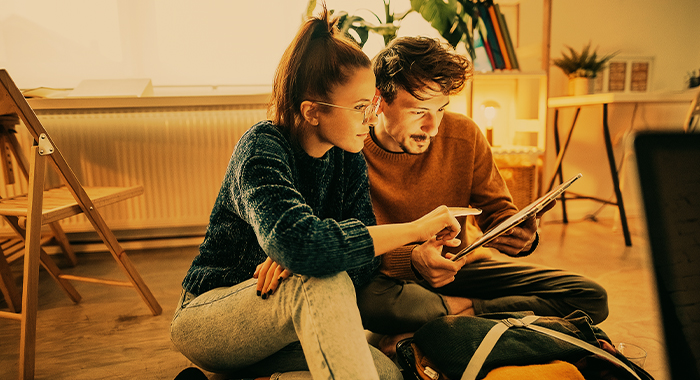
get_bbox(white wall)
[541,0,700,222]
[548,0,700,95]
[0,0,431,90]
[2,0,698,221]
[0,0,310,89]
[4,0,697,92]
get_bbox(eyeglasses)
[314,95,382,124]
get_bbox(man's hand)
[485,217,537,256]
[485,199,556,256]
[411,236,462,288]
[253,257,292,299]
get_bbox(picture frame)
[593,55,654,93]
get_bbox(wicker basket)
[493,151,540,210]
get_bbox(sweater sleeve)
[233,136,376,277]
[380,244,420,281]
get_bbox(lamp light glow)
[480,100,501,146]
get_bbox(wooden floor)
[0,216,670,380]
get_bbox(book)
[476,18,496,70]
[451,173,582,262]
[494,3,519,70]
[477,2,505,70]
[487,2,512,70]
[472,28,494,72]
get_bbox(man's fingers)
[537,199,557,218]
[429,275,457,288]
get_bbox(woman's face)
[306,67,377,156]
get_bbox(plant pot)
[568,77,594,96]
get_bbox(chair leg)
[20,146,46,380]
[4,216,82,304]
[102,236,162,316]
[70,193,162,316]
[0,247,22,312]
[48,222,78,267]
[39,248,81,304]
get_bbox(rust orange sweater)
[363,111,518,280]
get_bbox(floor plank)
[0,217,670,379]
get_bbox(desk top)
[549,90,697,108]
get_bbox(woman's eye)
[438,108,446,112]
[354,104,367,111]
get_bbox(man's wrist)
[410,245,425,280]
[515,232,539,257]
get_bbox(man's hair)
[373,36,472,104]
[268,5,371,131]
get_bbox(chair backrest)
[685,89,700,133]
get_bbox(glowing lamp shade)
[480,100,501,145]
[481,100,501,127]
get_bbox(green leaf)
[336,13,371,47]
[553,42,619,78]
[411,0,459,39]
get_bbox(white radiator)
[1,104,267,239]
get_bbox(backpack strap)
[460,316,641,380]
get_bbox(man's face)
[374,86,449,154]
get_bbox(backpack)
[395,311,655,380]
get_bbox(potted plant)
[305,0,413,47]
[305,0,479,56]
[552,42,618,95]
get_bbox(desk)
[547,91,695,247]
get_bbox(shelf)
[467,72,547,149]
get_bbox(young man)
[356,36,609,349]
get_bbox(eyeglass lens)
[363,96,381,123]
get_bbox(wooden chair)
[0,69,162,380]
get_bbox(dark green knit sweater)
[182,121,380,296]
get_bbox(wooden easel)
[0,69,162,380]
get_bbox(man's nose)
[421,113,440,137]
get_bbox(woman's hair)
[373,36,472,104]
[268,5,371,131]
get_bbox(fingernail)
[256,290,261,296]
[261,293,267,300]
[267,290,273,296]
[278,277,284,282]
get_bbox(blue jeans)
[170,272,401,380]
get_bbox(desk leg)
[547,107,581,223]
[552,109,568,223]
[602,104,632,246]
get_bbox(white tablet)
[451,173,582,261]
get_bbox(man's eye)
[355,104,367,111]
[438,108,446,112]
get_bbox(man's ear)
[376,97,385,116]
[300,101,320,126]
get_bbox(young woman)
[170,8,461,380]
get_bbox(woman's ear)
[300,101,320,126]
